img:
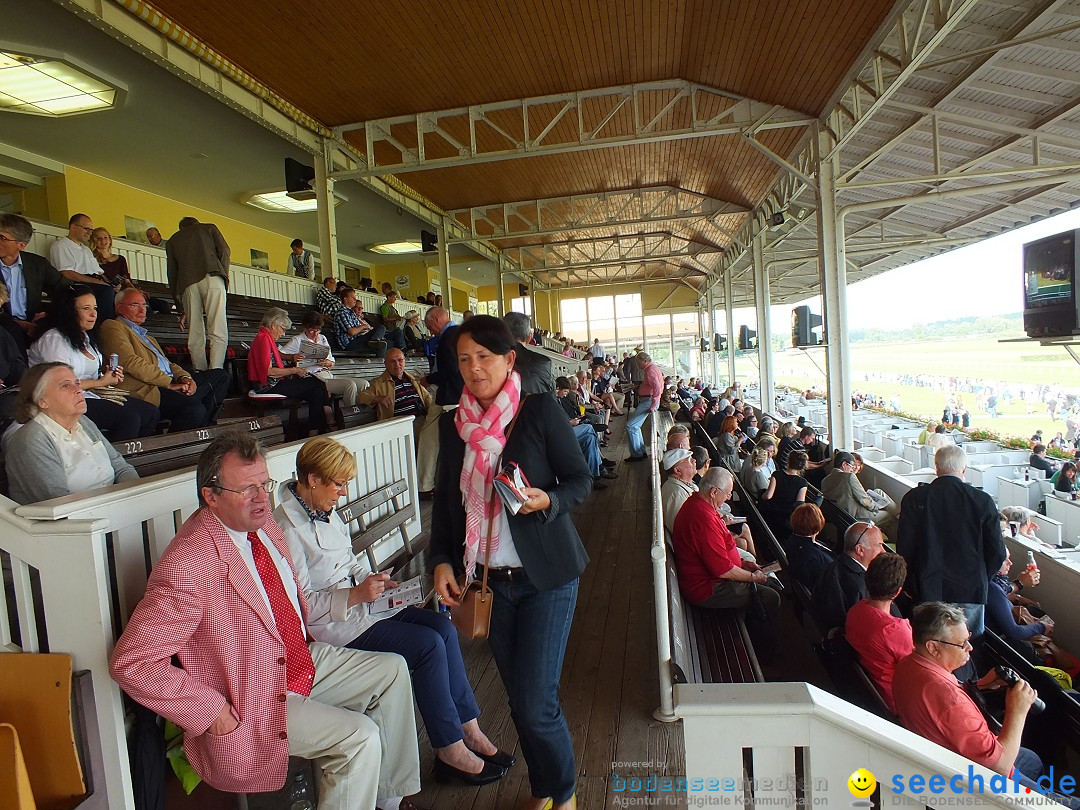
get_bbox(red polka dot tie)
[248,532,315,696]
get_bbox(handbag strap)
[478,395,529,596]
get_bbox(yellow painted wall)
[57,167,298,273]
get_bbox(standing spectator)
[379,290,407,350]
[587,337,605,361]
[166,216,230,370]
[101,288,229,431]
[5,362,138,504]
[625,351,663,462]
[145,227,164,247]
[333,287,387,355]
[247,308,330,436]
[845,553,913,714]
[897,444,1006,636]
[287,238,314,279]
[0,213,64,351]
[422,306,464,407]
[30,286,160,439]
[432,316,592,810]
[502,312,554,395]
[47,213,116,319]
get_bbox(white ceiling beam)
[329,80,815,179]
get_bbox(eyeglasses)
[930,636,972,650]
[212,479,276,499]
[0,234,21,243]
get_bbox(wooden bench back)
[339,478,416,571]
[115,416,285,478]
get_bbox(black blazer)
[430,394,592,590]
[812,554,867,633]
[429,323,465,406]
[513,343,554,395]
[13,251,64,321]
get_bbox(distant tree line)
[848,312,1022,344]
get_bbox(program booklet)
[368,575,425,616]
[297,338,331,368]
[493,462,531,515]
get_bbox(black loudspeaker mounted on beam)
[420,230,438,252]
[738,325,757,350]
[714,333,727,351]
[791,305,824,346]
[700,337,709,353]
[284,157,316,200]
[518,283,529,297]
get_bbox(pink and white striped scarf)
[455,370,522,578]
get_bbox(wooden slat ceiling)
[147,0,899,281]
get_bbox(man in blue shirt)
[0,214,65,354]
[333,287,387,356]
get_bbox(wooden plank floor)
[412,417,687,809]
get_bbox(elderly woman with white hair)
[247,307,330,435]
[4,362,138,504]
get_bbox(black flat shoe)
[469,747,517,769]
[433,756,507,785]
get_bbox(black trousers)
[269,375,329,434]
[85,395,161,440]
[157,369,230,431]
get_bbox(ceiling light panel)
[0,51,121,117]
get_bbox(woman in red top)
[247,307,330,435]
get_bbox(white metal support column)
[495,259,506,317]
[315,140,339,279]
[817,131,853,449]
[707,287,719,386]
[437,216,452,314]
[724,270,736,386]
[753,232,775,413]
[585,295,592,343]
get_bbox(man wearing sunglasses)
[812,520,888,635]
[111,433,424,810]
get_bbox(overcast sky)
[751,206,1080,335]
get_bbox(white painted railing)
[0,417,419,810]
[676,682,1061,807]
[649,409,677,723]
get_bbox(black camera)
[996,666,1045,714]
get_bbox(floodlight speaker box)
[700,337,709,353]
[713,333,726,351]
[738,325,756,350]
[284,157,316,200]
[420,230,438,253]
[518,283,529,297]
[791,305,823,346]
[1023,230,1080,337]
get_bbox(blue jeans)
[384,327,407,351]
[488,575,579,803]
[347,606,480,748]
[572,423,602,476]
[625,396,655,457]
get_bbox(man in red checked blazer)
[110,433,426,810]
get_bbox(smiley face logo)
[848,768,876,798]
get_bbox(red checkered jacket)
[109,507,308,793]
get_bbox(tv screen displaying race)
[1024,230,1075,309]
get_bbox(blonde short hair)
[295,436,357,485]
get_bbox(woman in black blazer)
[432,316,592,810]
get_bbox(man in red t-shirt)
[845,553,913,713]
[893,602,1039,777]
[671,467,780,615]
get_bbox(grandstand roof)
[18,0,1080,305]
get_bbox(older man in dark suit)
[167,216,230,370]
[502,311,554,395]
[0,213,67,353]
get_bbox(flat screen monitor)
[1023,230,1080,336]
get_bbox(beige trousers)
[287,642,419,810]
[416,405,443,492]
[316,373,359,408]
[182,274,228,370]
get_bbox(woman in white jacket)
[274,436,511,786]
[279,311,365,407]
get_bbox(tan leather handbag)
[451,559,493,640]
